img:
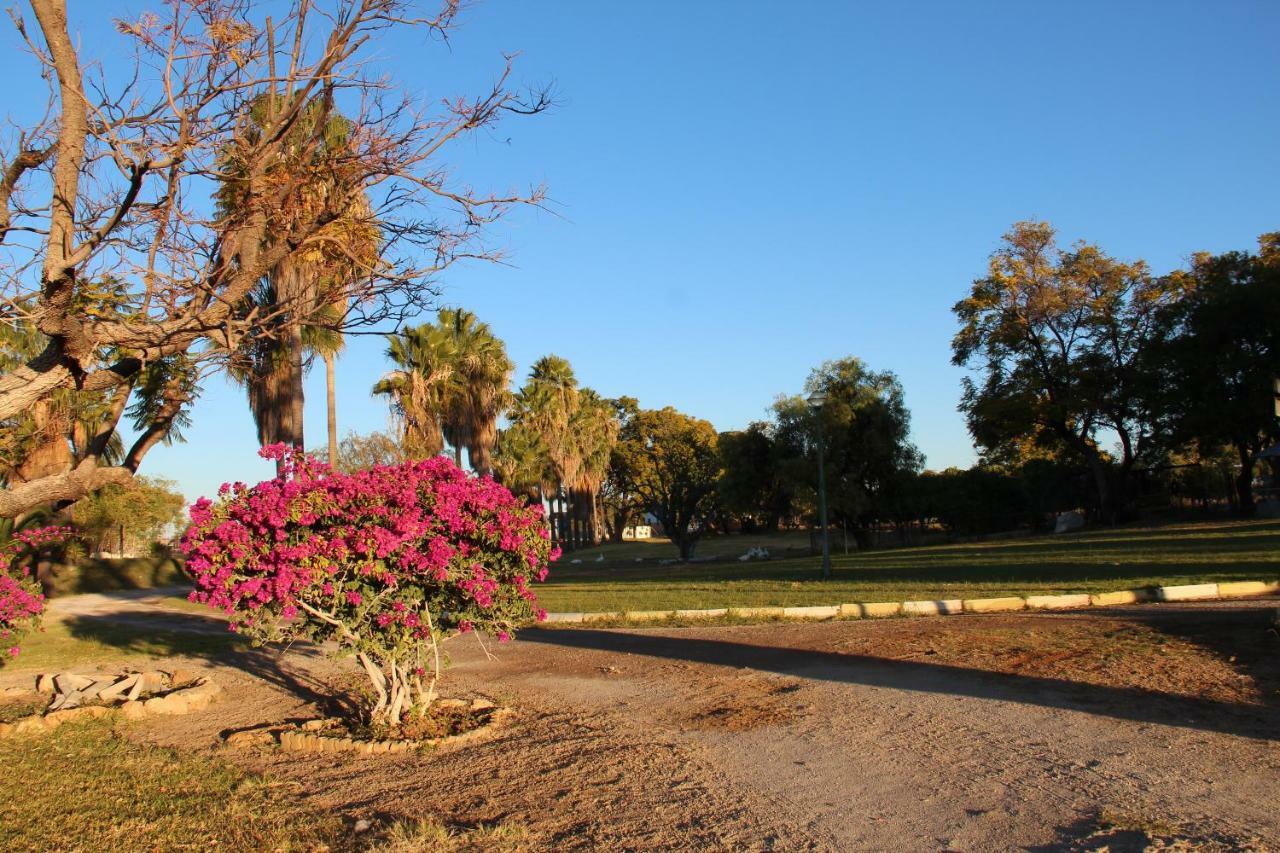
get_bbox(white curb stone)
[624,610,674,621]
[730,606,786,619]
[1025,594,1092,610]
[675,608,728,619]
[962,597,1026,613]
[543,612,585,623]
[1216,580,1279,598]
[902,599,962,617]
[782,605,840,620]
[854,602,903,618]
[1089,589,1152,606]
[1157,583,1219,602]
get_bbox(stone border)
[0,676,222,738]
[266,698,510,757]
[533,580,1280,626]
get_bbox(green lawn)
[535,518,1280,612]
[5,615,243,674]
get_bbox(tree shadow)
[521,606,1279,742]
[60,611,346,714]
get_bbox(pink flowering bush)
[181,445,557,725]
[0,526,70,664]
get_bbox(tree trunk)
[286,320,306,451]
[325,351,338,468]
[1235,443,1256,516]
[1082,446,1114,524]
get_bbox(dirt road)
[26,595,1280,850]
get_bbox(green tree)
[1146,234,1280,513]
[613,407,721,560]
[773,358,922,546]
[436,309,513,475]
[718,422,792,531]
[319,430,407,474]
[70,476,186,556]
[952,221,1182,521]
[372,323,457,459]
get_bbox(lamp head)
[806,390,827,408]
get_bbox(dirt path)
[16,593,1280,850]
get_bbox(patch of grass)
[371,816,531,852]
[535,519,1280,612]
[0,718,346,851]
[3,615,243,674]
[0,693,46,723]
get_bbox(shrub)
[0,526,70,663]
[181,445,557,725]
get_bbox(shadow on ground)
[523,603,1280,742]
[60,611,351,715]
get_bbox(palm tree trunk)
[325,351,338,467]
[287,320,306,451]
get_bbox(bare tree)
[0,0,550,517]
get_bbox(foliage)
[0,525,68,663]
[0,0,549,518]
[952,221,1183,521]
[319,429,408,473]
[718,422,794,531]
[612,407,721,560]
[70,476,186,555]
[182,445,556,725]
[772,358,923,543]
[1145,234,1280,512]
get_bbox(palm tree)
[567,389,620,544]
[216,92,377,455]
[372,324,457,459]
[436,309,513,475]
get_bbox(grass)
[0,715,533,852]
[0,718,345,851]
[534,518,1280,612]
[4,615,243,674]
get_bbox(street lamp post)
[807,390,832,580]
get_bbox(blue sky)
[7,1,1280,501]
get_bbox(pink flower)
[7,647,18,657]
[496,630,511,643]
[346,591,363,606]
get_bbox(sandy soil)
[12,595,1280,851]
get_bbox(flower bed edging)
[268,698,511,756]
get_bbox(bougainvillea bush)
[0,525,69,664]
[181,445,557,725]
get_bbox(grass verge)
[0,718,345,851]
[536,519,1280,612]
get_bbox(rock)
[96,675,138,702]
[0,722,13,738]
[54,673,94,694]
[1054,511,1086,534]
[139,671,170,693]
[225,728,278,748]
[353,819,373,833]
[34,674,56,693]
[470,697,497,712]
[301,718,335,732]
[125,677,145,702]
[120,700,148,720]
[169,669,200,687]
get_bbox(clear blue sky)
[8,1,1280,501]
